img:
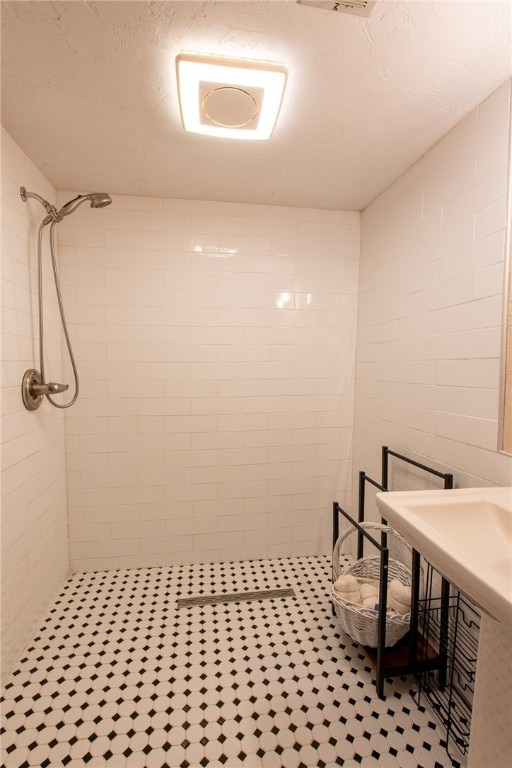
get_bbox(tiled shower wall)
[1,128,69,680]
[58,197,360,572]
[353,80,512,499]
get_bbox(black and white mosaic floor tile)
[1,556,461,768]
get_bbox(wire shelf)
[415,563,480,759]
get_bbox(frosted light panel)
[176,53,287,140]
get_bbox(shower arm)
[20,186,58,221]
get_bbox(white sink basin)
[376,486,512,625]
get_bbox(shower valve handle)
[22,369,69,410]
[31,381,69,395]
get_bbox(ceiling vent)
[176,53,287,141]
[297,0,376,17]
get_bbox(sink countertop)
[376,486,512,626]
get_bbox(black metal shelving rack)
[332,445,453,699]
[332,445,480,760]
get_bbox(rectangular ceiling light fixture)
[176,53,287,140]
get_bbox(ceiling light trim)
[176,53,287,140]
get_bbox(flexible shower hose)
[37,218,79,408]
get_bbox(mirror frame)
[498,86,512,455]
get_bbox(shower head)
[89,193,112,209]
[57,192,112,220]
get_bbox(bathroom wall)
[353,80,512,502]
[1,128,69,680]
[57,196,360,571]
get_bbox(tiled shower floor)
[1,555,461,768]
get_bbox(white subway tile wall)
[353,80,512,497]
[57,194,360,571]
[1,128,69,680]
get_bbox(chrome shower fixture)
[20,186,112,410]
[20,187,112,223]
[20,186,57,217]
[57,192,112,219]
[21,369,69,411]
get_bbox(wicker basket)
[332,521,414,648]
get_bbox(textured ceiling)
[1,0,511,210]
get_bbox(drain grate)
[177,587,295,608]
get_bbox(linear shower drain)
[177,587,295,608]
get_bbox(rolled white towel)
[388,579,411,615]
[360,582,379,600]
[389,579,411,606]
[361,596,378,610]
[334,574,359,592]
[336,591,361,604]
[388,594,409,615]
[334,574,360,604]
